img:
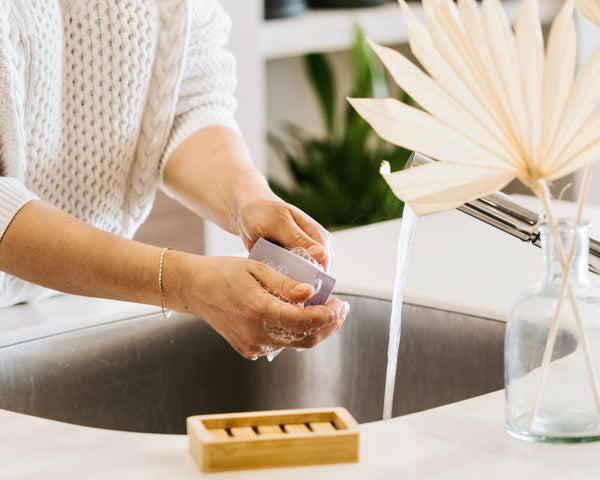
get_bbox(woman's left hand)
[233,191,333,271]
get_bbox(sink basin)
[0,294,505,433]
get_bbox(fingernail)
[308,245,326,259]
[293,283,313,294]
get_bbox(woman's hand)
[161,126,348,358]
[164,252,349,360]
[163,127,334,270]
[232,187,334,271]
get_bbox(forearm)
[162,125,275,236]
[0,198,347,359]
[0,200,165,305]
[163,125,332,266]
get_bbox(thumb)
[253,261,314,304]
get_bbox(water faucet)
[405,152,600,275]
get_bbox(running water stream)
[382,204,418,420]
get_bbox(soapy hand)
[161,127,344,359]
[164,253,349,360]
[233,193,334,271]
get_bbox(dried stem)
[569,166,600,414]
[527,171,600,433]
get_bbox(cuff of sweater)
[159,106,241,184]
[0,178,40,240]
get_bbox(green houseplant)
[268,25,412,229]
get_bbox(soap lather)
[249,238,336,306]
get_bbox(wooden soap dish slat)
[256,424,285,435]
[187,407,359,472]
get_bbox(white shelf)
[260,3,405,59]
[260,0,564,59]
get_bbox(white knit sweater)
[0,0,239,307]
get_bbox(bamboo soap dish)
[187,407,359,472]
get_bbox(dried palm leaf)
[576,0,600,26]
[349,0,600,216]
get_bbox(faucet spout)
[405,152,600,275]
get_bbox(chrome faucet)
[406,152,600,275]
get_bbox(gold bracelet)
[158,247,173,318]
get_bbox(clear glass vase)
[505,220,600,442]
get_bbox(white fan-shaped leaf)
[427,0,524,164]
[457,0,527,163]
[426,0,523,152]
[545,111,600,180]
[576,0,600,26]
[481,0,530,152]
[347,0,600,216]
[399,0,510,148]
[515,0,544,165]
[348,97,514,170]
[545,44,600,169]
[542,0,577,156]
[381,161,515,215]
[367,40,521,167]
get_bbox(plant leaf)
[304,53,337,138]
[399,0,514,158]
[545,110,600,180]
[514,0,544,165]
[456,0,524,162]
[545,43,600,170]
[367,39,521,168]
[351,25,388,99]
[348,97,514,170]
[575,0,600,26]
[480,0,530,156]
[541,0,576,158]
[422,0,515,134]
[381,161,514,215]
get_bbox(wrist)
[158,247,173,317]
[158,248,192,314]
[229,169,277,236]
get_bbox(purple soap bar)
[248,238,336,306]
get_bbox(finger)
[257,203,332,271]
[290,208,332,248]
[266,297,347,334]
[276,220,332,271]
[226,332,267,361]
[264,300,332,333]
[250,260,315,304]
[289,299,349,348]
[263,324,309,344]
[288,207,334,270]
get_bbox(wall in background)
[576,12,600,207]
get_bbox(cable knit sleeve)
[160,0,239,177]
[0,8,40,241]
[0,179,39,239]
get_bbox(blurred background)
[134,0,600,256]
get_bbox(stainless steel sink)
[0,294,506,433]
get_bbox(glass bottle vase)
[505,220,600,442]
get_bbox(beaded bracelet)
[158,247,173,318]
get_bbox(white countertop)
[332,195,600,321]
[3,195,600,477]
[3,391,600,479]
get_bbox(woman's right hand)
[162,251,349,360]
